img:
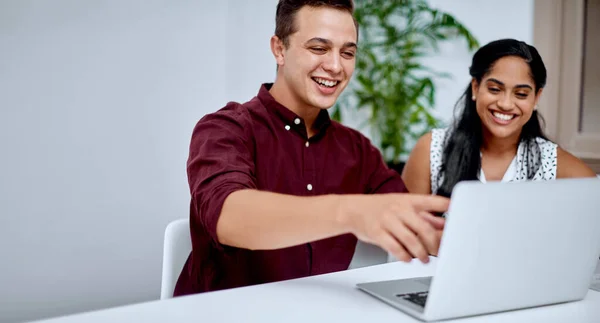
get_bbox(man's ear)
[270,35,285,67]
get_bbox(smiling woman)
[400,39,597,197]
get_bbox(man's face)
[276,6,357,110]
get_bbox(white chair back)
[160,218,191,299]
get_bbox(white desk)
[33,258,600,323]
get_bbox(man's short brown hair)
[275,0,358,47]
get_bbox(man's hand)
[338,194,449,263]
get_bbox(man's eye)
[310,48,326,53]
[342,52,355,58]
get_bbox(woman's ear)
[534,88,544,109]
[471,78,479,100]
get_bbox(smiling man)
[173,0,450,296]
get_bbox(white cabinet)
[534,0,600,173]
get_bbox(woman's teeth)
[492,111,514,121]
[313,77,338,88]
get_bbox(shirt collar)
[257,83,331,135]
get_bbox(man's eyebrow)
[487,78,533,90]
[343,42,357,49]
[304,38,357,49]
[305,37,332,46]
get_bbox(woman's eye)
[488,88,500,93]
[516,93,529,99]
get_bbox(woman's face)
[472,56,542,141]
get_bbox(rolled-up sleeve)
[360,137,408,194]
[187,104,257,249]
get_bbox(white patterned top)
[430,128,558,194]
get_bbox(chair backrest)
[158,219,395,299]
[348,240,389,269]
[160,218,192,299]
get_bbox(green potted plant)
[333,0,479,173]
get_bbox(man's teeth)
[492,111,514,121]
[314,77,338,88]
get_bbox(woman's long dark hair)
[435,39,549,198]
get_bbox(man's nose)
[322,53,342,75]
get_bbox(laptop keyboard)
[396,291,428,307]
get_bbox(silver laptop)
[357,178,600,321]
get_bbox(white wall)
[0,1,533,322]
[0,1,276,322]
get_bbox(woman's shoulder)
[532,136,558,160]
[430,128,449,151]
[402,130,435,194]
[556,146,597,178]
[411,128,448,151]
[528,136,596,178]
[533,136,557,149]
[401,128,448,194]
[426,128,450,194]
[431,127,449,139]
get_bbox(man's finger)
[430,230,444,256]
[419,211,445,230]
[377,233,411,263]
[405,212,440,257]
[410,194,450,213]
[385,216,429,263]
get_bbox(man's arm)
[190,107,449,263]
[217,190,343,250]
[218,189,449,263]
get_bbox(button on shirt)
[174,83,408,296]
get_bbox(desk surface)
[34,258,600,323]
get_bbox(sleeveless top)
[430,128,558,194]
